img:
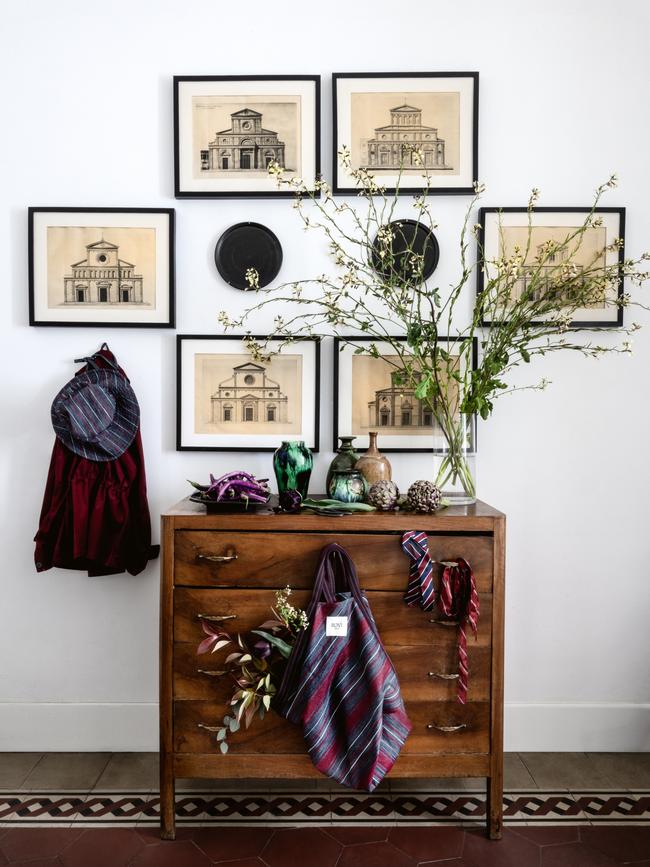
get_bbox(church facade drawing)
[211,361,289,424]
[364,104,451,171]
[368,370,434,428]
[200,108,286,172]
[63,239,143,304]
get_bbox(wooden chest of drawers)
[160,498,505,839]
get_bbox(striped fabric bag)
[275,543,412,791]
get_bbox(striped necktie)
[401,531,436,611]
[439,558,480,704]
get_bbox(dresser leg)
[160,758,176,840]
[486,774,503,840]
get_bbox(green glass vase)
[273,440,313,499]
[325,436,360,493]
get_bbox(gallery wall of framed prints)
[174,75,321,198]
[176,335,321,452]
[29,208,175,328]
[25,70,631,456]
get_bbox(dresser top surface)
[162,496,504,532]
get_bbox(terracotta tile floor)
[0,825,648,866]
[0,753,648,865]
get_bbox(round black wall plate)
[215,222,283,290]
[371,219,440,284]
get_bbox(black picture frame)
[177,334,321,452]
[477,206,626,328]
[28,207,175,328]
[333,334,478,453]
[173,75,321,199]
[332,71,479,196]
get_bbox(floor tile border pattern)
[0,790,648,827]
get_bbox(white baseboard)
[0,703,158,752]
[504,702,650,752]
[1,702,648,752]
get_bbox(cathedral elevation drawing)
[210,361,289,424]
[367,369,434,428]
[200,108,286,172]
[63,239,143,304]
[364,104,451,171]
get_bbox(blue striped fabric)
[278,545,412,792]
[51,367,140,462]
[401,531,436,610]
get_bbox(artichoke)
[367,480,399,511]
[406,480,442,513]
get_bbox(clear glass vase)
[432,413,477,505]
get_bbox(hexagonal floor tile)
[389,826,464,861]
[59,829,145,867]
[190,828,272,862]
[0,828,83,863]
[262,828,341,867]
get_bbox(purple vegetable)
[193,470,270,504]
[252,639,272,659]
[279,490,302,513]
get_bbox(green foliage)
[218,153,647,498]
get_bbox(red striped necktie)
[439,558,480,704]
[401,531,436,611]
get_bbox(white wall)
[1,0,648,752]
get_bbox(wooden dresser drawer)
[174,641,491,704]
[174,699,489,756]
[174,531,494,593]
[173,587,493,647]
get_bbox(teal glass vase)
[273,440,313,499]
[327,468,367,503]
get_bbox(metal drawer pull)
[197,552,238,563]
[197,669,225,677]
[197,613,237,622]
[427,723,468,733]
[429,619,460,626]
[428,671,459,680]
[197,723,220,733]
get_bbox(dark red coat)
[34,350,158,576]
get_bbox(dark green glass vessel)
[273,440,313,499]
[327,468,367,503]
[325,436,359,494]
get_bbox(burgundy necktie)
[438,558,479,704]
[401,531,436,611]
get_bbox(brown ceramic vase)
[355,431,392,486]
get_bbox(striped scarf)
[400,531,436,611]
[439,558,479,704]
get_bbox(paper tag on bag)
[326,616,348,637]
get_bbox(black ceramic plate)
[371,219,440,284]
[189,491,271,513]
[215,222,283,290]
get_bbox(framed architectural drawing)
[177,335,320,451]
[28,208,175,328]
[332,72,478,196]
[174,75,321,198]
[477,207,626,327]
[333,335,477,453]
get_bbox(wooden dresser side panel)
[488,514,506,838]
[159,515,176,838]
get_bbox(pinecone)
[367,480,399,511]
[406,480,442,513]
